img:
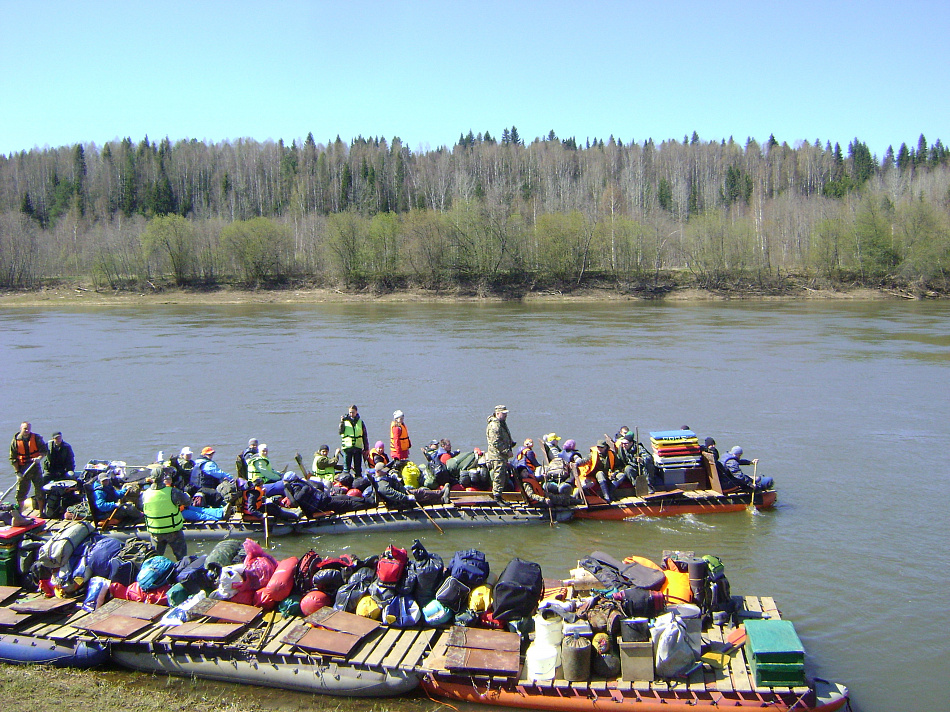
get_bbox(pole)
[415,500,444,535]
[263,510,271,549]
[1,459,39,503]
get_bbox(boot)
[11,507,32,527]
[441,483,452,505]
[596,474,612,503]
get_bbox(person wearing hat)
[390,410,411,461]
[311,444,343,483]
[720,446,773,491]
[557,439,582,464]
[366,441,390,469]
[486,405,516,502]
[577,438,622,503]
[9,421,48,514]
[542,433,562,460]
[164,446,195,491]
[189,446,234,506]
[142,468,189,560]
[91,468,143,524]
[44,431,75,482]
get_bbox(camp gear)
[294,549,323,593]
[743,619,806,687]
[448,549,490,588]
[525,641,559,681]
[301,590,332,616]
[422,599,453,626]
[137,556,176,591]
[617,587,666,619]
[579,551,666,590]
[334,567,374,612]
[36,521,95,570]
[492,558,543,622]
[468,584,493,613]
[562,634,592,682]
[376,545,408,585]
[435,576,471,613]
[356,595,382,620]
[411,549,445,604]
[653,613,697,678]
[620,617,651,642]
[384,596,422,628]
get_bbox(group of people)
[7,411,771,557]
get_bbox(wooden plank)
[380,629,420,669]
[446,626,520,652]
[361,626,403,667]
[165,621,245,642]
[445,646,520,677]
[258,617,298,653]
[419,632,449,672]
[72,613,151,639]
[400,627,439,670]
[10,597,75,614]
[0,586,21,604]
[189,599,261,624]
[759,596,781,619]
[0,609,32,627]
[305,608,380,638]
[290,626,362,657]
[98,599,168,621]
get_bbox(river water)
[2,299,948,712]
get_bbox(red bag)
[125,582,169,605]
[254,556,299,610]
[376,545,408,585]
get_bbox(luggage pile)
[524,549,735,682]
[649,430,702,485]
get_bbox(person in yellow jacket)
[339,405,368,477]
[142,468,190,561]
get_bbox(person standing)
[141,468,189,561]
[390,410,411,461]
[9,422,48,513]
[339,405,368,477]
[44,431,75,481]
[486,405,515,502]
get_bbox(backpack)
[384,596,422,628]
[411,551,445,605]
[175,554,213,594]
[618,587,666,618]
[334,567,375,612]
[449,549,490,588]
[376,545,408,585]
[435,576,471,613]
[116,537,158,566]
[294,550,324,594]
[37,521,96,570]
[401,461,421,488]
[492,558,543,622]
[136,555,176,591]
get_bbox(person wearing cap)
[557,439,582,464]
[44,431,75,482]
[720,446,773,491]
[615,432,649,492]
[577,438,622,503]
[142,469,189,560]
[10,421,48,514]
[486,405,516,501]
[242,438,260,462]
[91,469,143,524]
[390,410,411,461]
[542,433,562,460]
[164,446,195,491]
[366,441,390,469]
[513,439,540,474]
[311,444,343,483]
[189,446,233,506]
[339,405,368,477]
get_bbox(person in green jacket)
[339,405,368,477]
[311,444,342,483]
[246,444,284,483]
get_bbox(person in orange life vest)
[513,439,540,474]
[390,410,411,461]
[577,439,620,503]
[9,422,48,513]
[366,441,390,468]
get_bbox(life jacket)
[514,447,538,473]
[367,447,390,467]
[242,485,266,519]
[13,433,42,467]
[521,472,545,497]
[312,454,337,478]
[341,418,365,450]
[142,487,184,535]
[391,421,411,457]
[579,448,617,478]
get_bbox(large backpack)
[294,550,324,594]
[492,558,543,622]
[376,545,408,586]
[449,549,490,588]
[37,521,96,570]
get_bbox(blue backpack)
[448,549,490,588]
[137,555,176,591]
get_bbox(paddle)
[414,497,445,535]
[294,452,312,479]
[2,458,39,503]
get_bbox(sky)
[1,1,947,159]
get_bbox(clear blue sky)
[2,1,946,159]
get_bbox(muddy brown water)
[2,299,949,712]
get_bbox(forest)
[1,127,948,296]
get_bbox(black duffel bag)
[492,557,543,622]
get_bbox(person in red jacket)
[390,410,411,461]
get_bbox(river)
[2,299,948,712]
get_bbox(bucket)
[669,603,702,656]
[620,617,651,642]
[534,613,564,647]
[561,634,591,682]
[525,642,559,680]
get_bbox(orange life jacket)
[14,434,42,467]
[391,421,411,457]
[578,447,616,478]
[367,447,390,466]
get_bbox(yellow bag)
[356,595,382,620]
[401,462,421,488]
[468,584,493,612]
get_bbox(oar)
[414,498,444,535]
[2,458,39,502]
[752,459,758,488]
[294,452,312,478]
[263,509,271,549]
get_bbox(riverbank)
[0,282,917,307]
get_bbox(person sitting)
[311,444,343,483]
[557,439,583,464]
[542,433,562,460]
[511,466,581,508]
[241,476,298,522]
[189,446,234,506]
[614,426,631,445]
[422,439,459,489]
[513,439,540,474]
[371,465,451,509]
[245,444,288,495]
[242,438,260,463]
[577,439,622,503]
[283,471,367,517]
[366,441,390,469]
[91,470,143,524]
[453,448,491,490]
[44,431,75,482]
[720,446,773,491]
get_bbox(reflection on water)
[2,299,949,712]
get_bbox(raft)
[0,632,107,667]
[419,596,847,712]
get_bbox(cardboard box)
[619,640,653,681]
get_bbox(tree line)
[1,129,948,294]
